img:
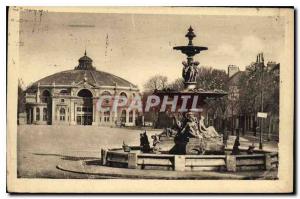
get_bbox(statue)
[172,112,220,140]
[180,112,202,138]
[155,111,224,155]
[140,131,151,153]
[247,143,255,154]
[231,135,240,155]
[182,61,199,83]
[151,134,161,153]
[198,116,220,138]
[122,141,130,152]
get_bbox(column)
[92,101,97,126]
[40,106,43,123]
[33,106,36,123]
[74,103,77,124]
[100,111,104,125]
[133,110,136,125]
[52,99,56,124]
[113,109,117,124]
[95,99,100,125]
[40,106,43,122]
[126,109,129,124]
[70,100,75,125]
[36,87,40,103]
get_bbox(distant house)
[226,66,245,133]
[226,53,280,139]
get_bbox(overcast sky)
[18,10,285,90]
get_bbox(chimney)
[228,65,239,78]
[256,53,264,64]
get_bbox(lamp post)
[230,92,235,135]
[259,53,265,150]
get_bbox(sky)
[18,9,286,90]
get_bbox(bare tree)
[168,78,184,90]
[143,75,168,91]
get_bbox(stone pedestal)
[128,153,138,169]
[101,149,107,166]
[174,155,186,171]
[184,82,197,90]
[226,155,237,172]
[265,153,272,170]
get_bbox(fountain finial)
[185,26,196,45]
[173,26,207,89]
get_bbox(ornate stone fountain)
[99,27,278,173]
[153,26,226,155]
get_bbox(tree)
[197,67,229,135]
[237,61,280,138]
[143,75,168,91]
[168,78,184,91]
[197,67,228,90]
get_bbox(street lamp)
[259,54,265,150]
[230,91,237,136]
[230,92,235,135]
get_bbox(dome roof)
[26,51,138,92]
[27,69,138,90]
[79,55,92,62]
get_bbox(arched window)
[101,91,111,105]
[41,90,51,103]
[59,89,69,95]
[43,108,47,121]
[119,92,127,106]
[36,107,40,121]
[60,108,66,121]
[77,89,93,98]
[120,92,127,98]
[101,91,111,96]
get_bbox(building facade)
[25,52,140,126]
[226,53,280,139]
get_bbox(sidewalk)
[225,131,278,152]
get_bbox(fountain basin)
[101,147,278,172]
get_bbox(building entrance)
[77,89,93,125]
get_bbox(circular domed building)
[25,51,140,126]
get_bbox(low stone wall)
[101,148,278,172]
[185,155,226,171]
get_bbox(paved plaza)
[17,125,278,179]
